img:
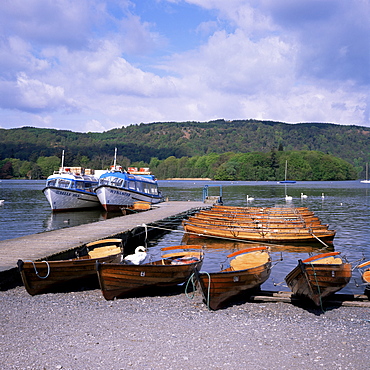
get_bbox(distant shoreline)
[165,178,213,181]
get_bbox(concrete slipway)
[0,201,207,289]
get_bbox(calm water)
[1,179,369,294]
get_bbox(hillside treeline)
[149,150,356,181]
[0,150,356,181]
[0,119,369,178]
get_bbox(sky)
[0,0,369,132]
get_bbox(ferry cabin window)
[57,179,71,188]
[128,180,136,190]
[85,182,94,191]
[76,181,84,190]
[142,183,157,194]
[112,178,123,187]
[99,177,123,187]
[47,179,57,187]
[136,181,144,192]
[99,178,109,185]
[149,184,158,195]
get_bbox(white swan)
[246,195,254,202]
[285,194,293,201]
[123,246,147,265]
[301,193,308,199]
[0,200,4,206]
[321,193,325,199]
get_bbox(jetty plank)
[249,290,370,307]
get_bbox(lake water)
[0,179,369,295]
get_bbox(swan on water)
[301,193,308,199]
[123,246,147,265]
[246,195,254,202]
[321,193,325,199]
[285,194,293,201]
[0,200,4,205]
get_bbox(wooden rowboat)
[183,221,336,243]
[285,252,352,306]
[212,205,309,211]
[192,213,323,225]
[209,210,314,217]
[181,233,332,254]
[185,216,329,230]
[196,210,320,223]
[211,205,311,213]
[17,239,124,295]
[357,260,370,297]
[205,205,315,217]
[96,245,204,300]
[195,247,271,310]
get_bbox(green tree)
[36,156,61,177]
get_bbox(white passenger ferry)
[43,151,101,212]
[95,150,162,212]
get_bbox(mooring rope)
[203,271,212,310]
[309,231,331,249]
[184,272,197,299]
[309,262,325,313]
[141,223,148,249]
[25,260,50,279]
[144,223,287,248]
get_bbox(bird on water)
[123,246,147,265]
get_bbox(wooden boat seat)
[309,256,342,265]
[86,238,122,247]
[161,251,202,259]
[363,270,370,283]
[230,251,269,271]
[88,246,121,259]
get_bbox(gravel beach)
[1,286,369,370]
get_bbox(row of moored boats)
[183,205,336,243]
[17,227,370,310]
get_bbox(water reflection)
[181,234,333,254]
[43,209,108,231]
[0,180,122,240]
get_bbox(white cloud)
[0,0,368,131]
[84,119,108,132]
[15,73,79,113]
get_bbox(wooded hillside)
[0,120,369,179]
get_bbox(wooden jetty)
[0,201,207,290]
[248,290,370,308]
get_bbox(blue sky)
[0,0,369,132]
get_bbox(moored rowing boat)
[208,205,315,216]
[196,210,320,222]
[183,221,336,243]
[195,246,272,310]
[96,245,204,300]
[17,239,124,295]
[186,215,328,230]
[285,252,351,306]
[357,260,370,297]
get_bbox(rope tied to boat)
[26,260,50,279]
[309,231,330,249]
[141,223,148,249]
[146,223,289,248]
[200,271,212,310]
[185,272,197,300]
[309,262,325,313]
